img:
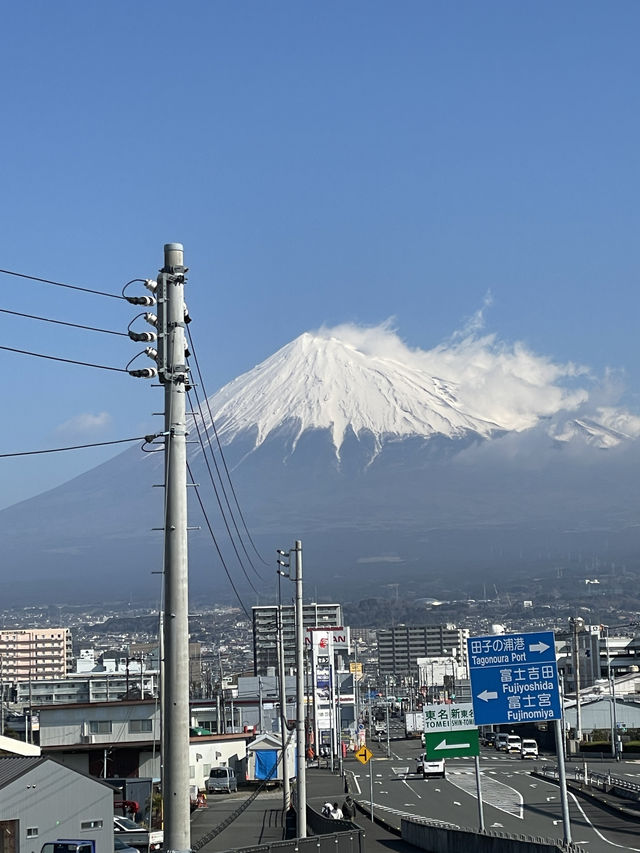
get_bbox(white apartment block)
[0,627,73,681]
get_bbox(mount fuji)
[1,324,640,606]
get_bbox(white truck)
[404,711,424,738]
[113,817,163,851]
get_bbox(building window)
[129,719,153,733]
[189,765,195,779]
[89,720,112,734]
[27,828,39,838]
[81,820,103,830]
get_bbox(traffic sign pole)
[474,755,485,832]
[369,757,374,823]
[555,719,572,845]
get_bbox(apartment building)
[377,624,469,676]
[0,628,73,681]
[252,603,342,675]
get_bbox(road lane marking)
[449,772,524,819]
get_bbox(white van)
[506,735,522,754]
[206,766,238,794]
[520,739,539,759]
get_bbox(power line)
[187,461,251,619]
[187,327,269,566]
[187,387,261,586]
[0,307,128,336]
[0,435,157,459]
[0,344,127,372]
[0,267,123,300]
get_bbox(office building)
[252,603,342,675]
[377,624,469,676]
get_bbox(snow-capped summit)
[199,331,504,458]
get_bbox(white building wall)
[39,703,159,747]
[189,740,248,792]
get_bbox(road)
[352,731,640,851]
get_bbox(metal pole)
[336,669,343,777]
[369,757,374,822]
[160,242,191,853]
[278,571,291,811]
[554,718,572,845]
[385,678,390,758]
[474,755,485,832]
[294,541,307,838]
[606,629,615,758]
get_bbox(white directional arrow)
[435,738,471,751]
[477,689,498,702]
[529,641,550,653]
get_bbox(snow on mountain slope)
[194,325,598,458]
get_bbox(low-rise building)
[0,756,114,853]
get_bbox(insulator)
[129,367,158,378]
[126,295,156,306]
[184,303,192,324]
[129,331,157,343]
[144,312,158,327]
[144,347,158,362]
[144,279,158,292]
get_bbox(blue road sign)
[467,631,561,726]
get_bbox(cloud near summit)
[314,321,596,432]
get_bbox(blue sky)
[1,1,639,509]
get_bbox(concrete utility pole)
[277,571,291,810]
[159,243,191,853]
[294,541,307,838]
[571,617,583,744]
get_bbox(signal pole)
[158,243,191,853]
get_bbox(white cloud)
[55,412,112,436]
[314,317,596,433]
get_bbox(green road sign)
[424,728,479,759]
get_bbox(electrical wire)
[0,267,124,299]
[0,435,158,459]
[187,461,251,619]
[0,307,128,336]
[187,326,269,566]
[0,344,127,372]
[187,387,261,586]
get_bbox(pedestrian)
[330,802,343,820]
[342,795,356,819]
[321,802,333,818]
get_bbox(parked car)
[206,766,238,794]
[416,754,446,779]
[506,735,522,754]
[520,739,539,759]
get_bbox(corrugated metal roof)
[0,756,45,788]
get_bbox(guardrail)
[539,763,640,795]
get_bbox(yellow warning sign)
[355,745,373,765]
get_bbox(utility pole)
[294,541,307,838]
[277,570,291,811]
[159,243,191,853]
[571,617,583,744]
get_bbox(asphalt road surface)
[351,737,640,851]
